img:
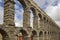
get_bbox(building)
[0,0,60,40]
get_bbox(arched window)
[15,0,26,27]
[0,0,4,25]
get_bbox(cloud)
[0,6,3,24]
[33,0,59,9]
[15,19,23,27]
[30,10,33,28]
[52,0,58,6]
[14,0,23,27]
[0,0,4,25]
[0,0,3,2]
[33,0,45,8]
[45,3,60,26]
[56,21,60,26]
[34,0,60,26]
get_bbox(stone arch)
[32,30,37,36]
[15,0,27,27]
[39,31,43,40]
[39,31,43,37]
[44,17,46,21]
[38,13,42,28]
[30,9,34,28]
[19,29,28,40]
[44,31,47,36]
[47,19,48,23]
[44,31,46,34]
[38,13,42,19]
[30,7,37,15]
[30,7,38,28]
[0,28,9,40]
[20,29,28,36]
[18,0,27,9]
[31,30,37,40]
[48,32,50,35]
[30,7,36,28]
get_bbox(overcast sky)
[0,0,60,27]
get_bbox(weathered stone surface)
[0,0,60,40]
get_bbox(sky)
[0,0,60,27]
[33,0,60,26]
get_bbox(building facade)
[0,0,60,40]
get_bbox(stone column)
[32,36,39,40]
[26,36,31,40]
[8,28,17,40]
[37,33,39,40]
[40,19,44,28]
[43,31,44,40]
[4,0,15,27]
[9,35,17,40]
[3,35,10,40]
[23,7,30,28]
[33,14,38,29]
[46,32,49,40]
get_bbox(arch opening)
[0,28,9,40]
[30,7,37,28]
[39,31,43,40]
[19,29,28,40]
[44,17,46,21]
[38,14,42,19]
[44,31,47,36]
[0,0,4,25]
[32,30,37,36]
[30,8,36,15]
[39,31,43,37]
[30,7,38,28]
[18,0,26,8]
[20,30,28,36]
[30,9,34,28]
[15,0,26,27]
[38,14,42,28]
[31,30,37,40]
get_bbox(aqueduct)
[0,0,60,40]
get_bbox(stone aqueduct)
[0,0,60,40]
